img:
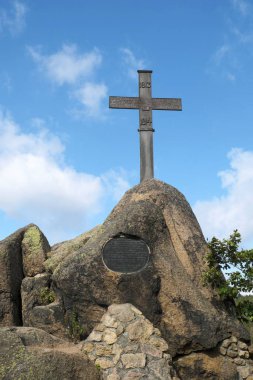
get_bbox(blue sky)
[0,0,253,246]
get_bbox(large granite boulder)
[0,224,50,326]
[45,179,248,355]
[0,179,250,360]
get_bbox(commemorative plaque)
[102,235,150,274]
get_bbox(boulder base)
[0,327,100,380]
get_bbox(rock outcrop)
[50,179,248,354]
[0,179,252,379]
[0,224,50,326]
[0,327,100,379]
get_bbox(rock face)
[0,327,100,380]
[0,224,50,326]
[49,179,248,355]
[175,351,239,380]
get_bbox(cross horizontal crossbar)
[109,96,182,111]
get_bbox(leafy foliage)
[203,230,253,322]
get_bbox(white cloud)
[226,72,236,81]
[213,44,230,66]
[193,148,253,247]
[28,44,108,120]
[120,48,146,79]
[0,1,27,35]
[73,82,108,118]
[28,44,102,85]
[232,0,250,16]
[0,111,130,244]
[208,44,237,81]
[1,72,12,93]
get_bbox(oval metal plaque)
[102,235,150,274]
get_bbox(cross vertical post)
[138,70,154,182]
[109,70,182,183]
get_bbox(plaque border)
[101,234,151,274]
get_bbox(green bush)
[203,230,253,323]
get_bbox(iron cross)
[109,70,182,182]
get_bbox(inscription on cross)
[109,70,182,182]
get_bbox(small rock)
[87,352,97,361]
[237,365,251,379]
[95,357,114,369]
[219,346,227,355]
[106,369,120,380]
[123,344,139,353]
[230,336,238,343]
[87,330,103,342]
[239,349,250,358]
[227,349,238,358]
[246,376,253,380]
[112,343,123,355]
[82,341,94,353]
[238,341,248,350]
[163,353,173,364]
[222,339,231,348]
[141,343,162,358]
[95,343,113,356]
[108,304,135,323]
[94,323,105,332]
[116,323,124,336]
[126,320,153,341]
[153,327,161,336]
[234,357,246,366]
[113,349,121,365]
[103,329,118,344]
[121,353,146,369]
[149,335,169,351]
[130,305,143,315]
[230,343,238,351]
[148,358,172,379]
[122,370,145,379]
[102,314,118,328]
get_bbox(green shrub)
[203,230,253,323]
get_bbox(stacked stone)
[219,335,253,380]
[82,303,179,380]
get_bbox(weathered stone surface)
[121,353,146,368]
[126,319,153,341]
[22,225,50,276]
[49,180,249,355]
[0,180,248,372]
[0,327,100,380]
[175,351,239,380]
[239,341,249,350]
[21,273,66,338]
[237,365,252,379]
[0,224,49,326]
[44,225,100,273]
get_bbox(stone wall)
[219,335,252,380]
[82,303,179,380]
